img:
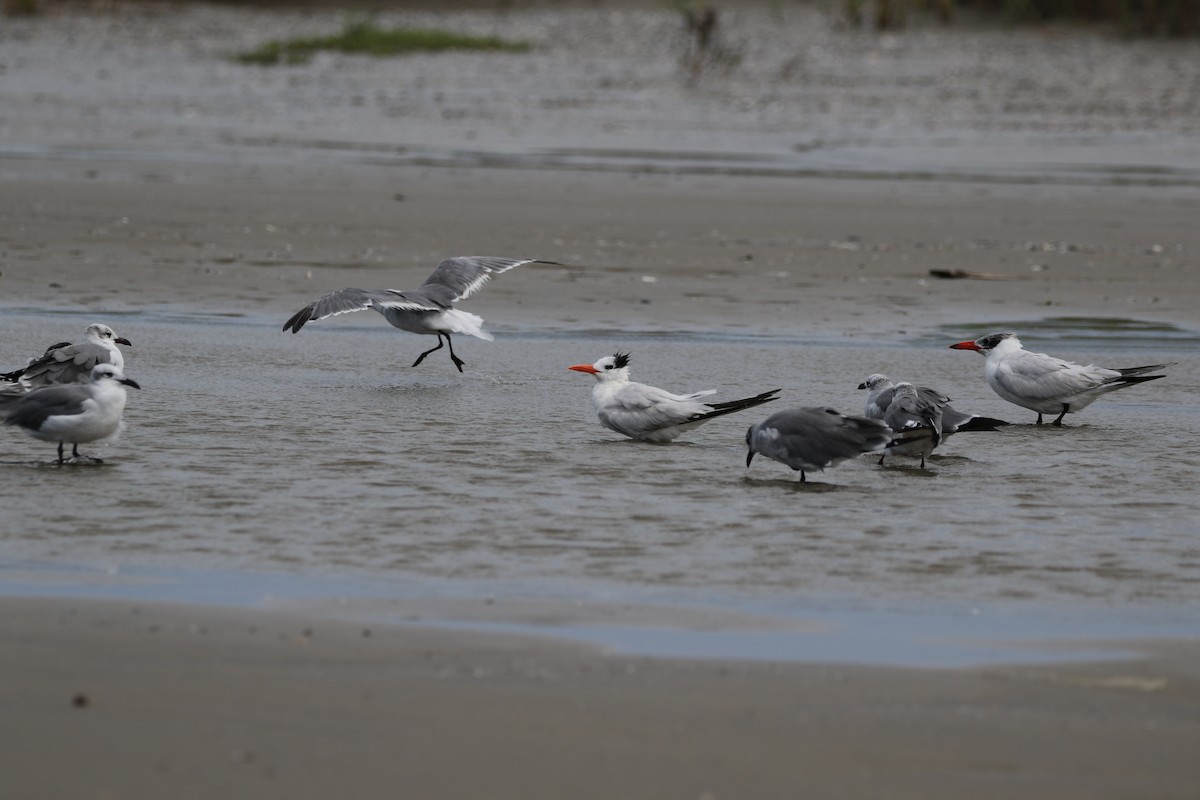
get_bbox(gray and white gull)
[745,406,935,482]
[1,363,140,464]
[1,323,131,388]
[283,256,558,372]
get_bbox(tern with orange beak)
[949,332,1173,426]
[568,352,781,442]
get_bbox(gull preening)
[283,256,559,372]
[745,406,935,482]
[569,352,781,442]
[949,332,1173,426]
[879,382,942,468]
[857,373,1009,466]
[1,323,131,388]
[0,363,140,464]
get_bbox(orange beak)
[949,340,982,351]
[568,364,599,374]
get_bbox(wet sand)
[3,597,1199,800]
[3,3,1200,797]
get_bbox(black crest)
[612,352,631,369]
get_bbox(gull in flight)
[283,256,558,372]
[745,406,935,482]
[569,352,781,442]
[1,363,140,464]
[1,323,131,388]
[949,332,1173,425]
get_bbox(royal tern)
[283,256,558,372]
[568,352,781,442]
[0,363,140,464]
[745,406,935,482]
[949,332,1173,425]
[858,373,1010,438]
[1,323,131,388]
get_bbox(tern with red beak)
[568,352,781,442]
[949,332,1172,426]
[283,256,558,372]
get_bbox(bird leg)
[1036,412,1044,425]
[877,454,886,466]
[799,470,806,483]
[444,334,466,372]
[1052,404,1069,427]
[56,442,65,465]
[920,454,926,469]
[411,335,446,368]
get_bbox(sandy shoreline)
[2,595,1198,800]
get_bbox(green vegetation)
[235,19,532,66]
[844,0,1200,35]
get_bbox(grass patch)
[235,19,532,66]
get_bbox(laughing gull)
[0,363,140,464]
[879,382,942,468]
[1,323,131,388]
[949,332,1173,425]
[745,406,935,482]
[857,373,1009,440]
[568,352,781,442]
[283,256,559,372]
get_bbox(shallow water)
[2,308,1198,637]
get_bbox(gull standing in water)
[1,323,131,388]
[879,382,942,468]
[857,373,1009,457]
[949,332,1173,426]
[745,406,935,482]
[0,363,140,464]
[568,352,781,442]
[283,256,558,372]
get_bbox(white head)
[84,323,133,348]
[857,373,892,393]
[568,352,632,383]
[90,363,141,390]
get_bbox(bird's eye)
[604,364,612,370]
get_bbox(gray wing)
[864,386,894,419]
[916,386,953,407]
[762,407,892,467]
[3,384,90,429]
[283,288,440,333]
[419,257,552,305]
[20,343,115,386]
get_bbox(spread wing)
[419,257,552,305]
[282,288,440,333]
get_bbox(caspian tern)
[568,352,781,442]
[283,256,559,372]
[857,373,1010,439]
[745,406,935,482]
[0,363,140,464]
[949,332,1173,425]
[1,323,131,388]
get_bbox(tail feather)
[952,415,1010,433]
[1108,373,1167,388]
[692,389,781,422]
[886,425,936,450]
[1114,362,1175,377]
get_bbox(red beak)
[568,364,599,374]
[948,340,982,351]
